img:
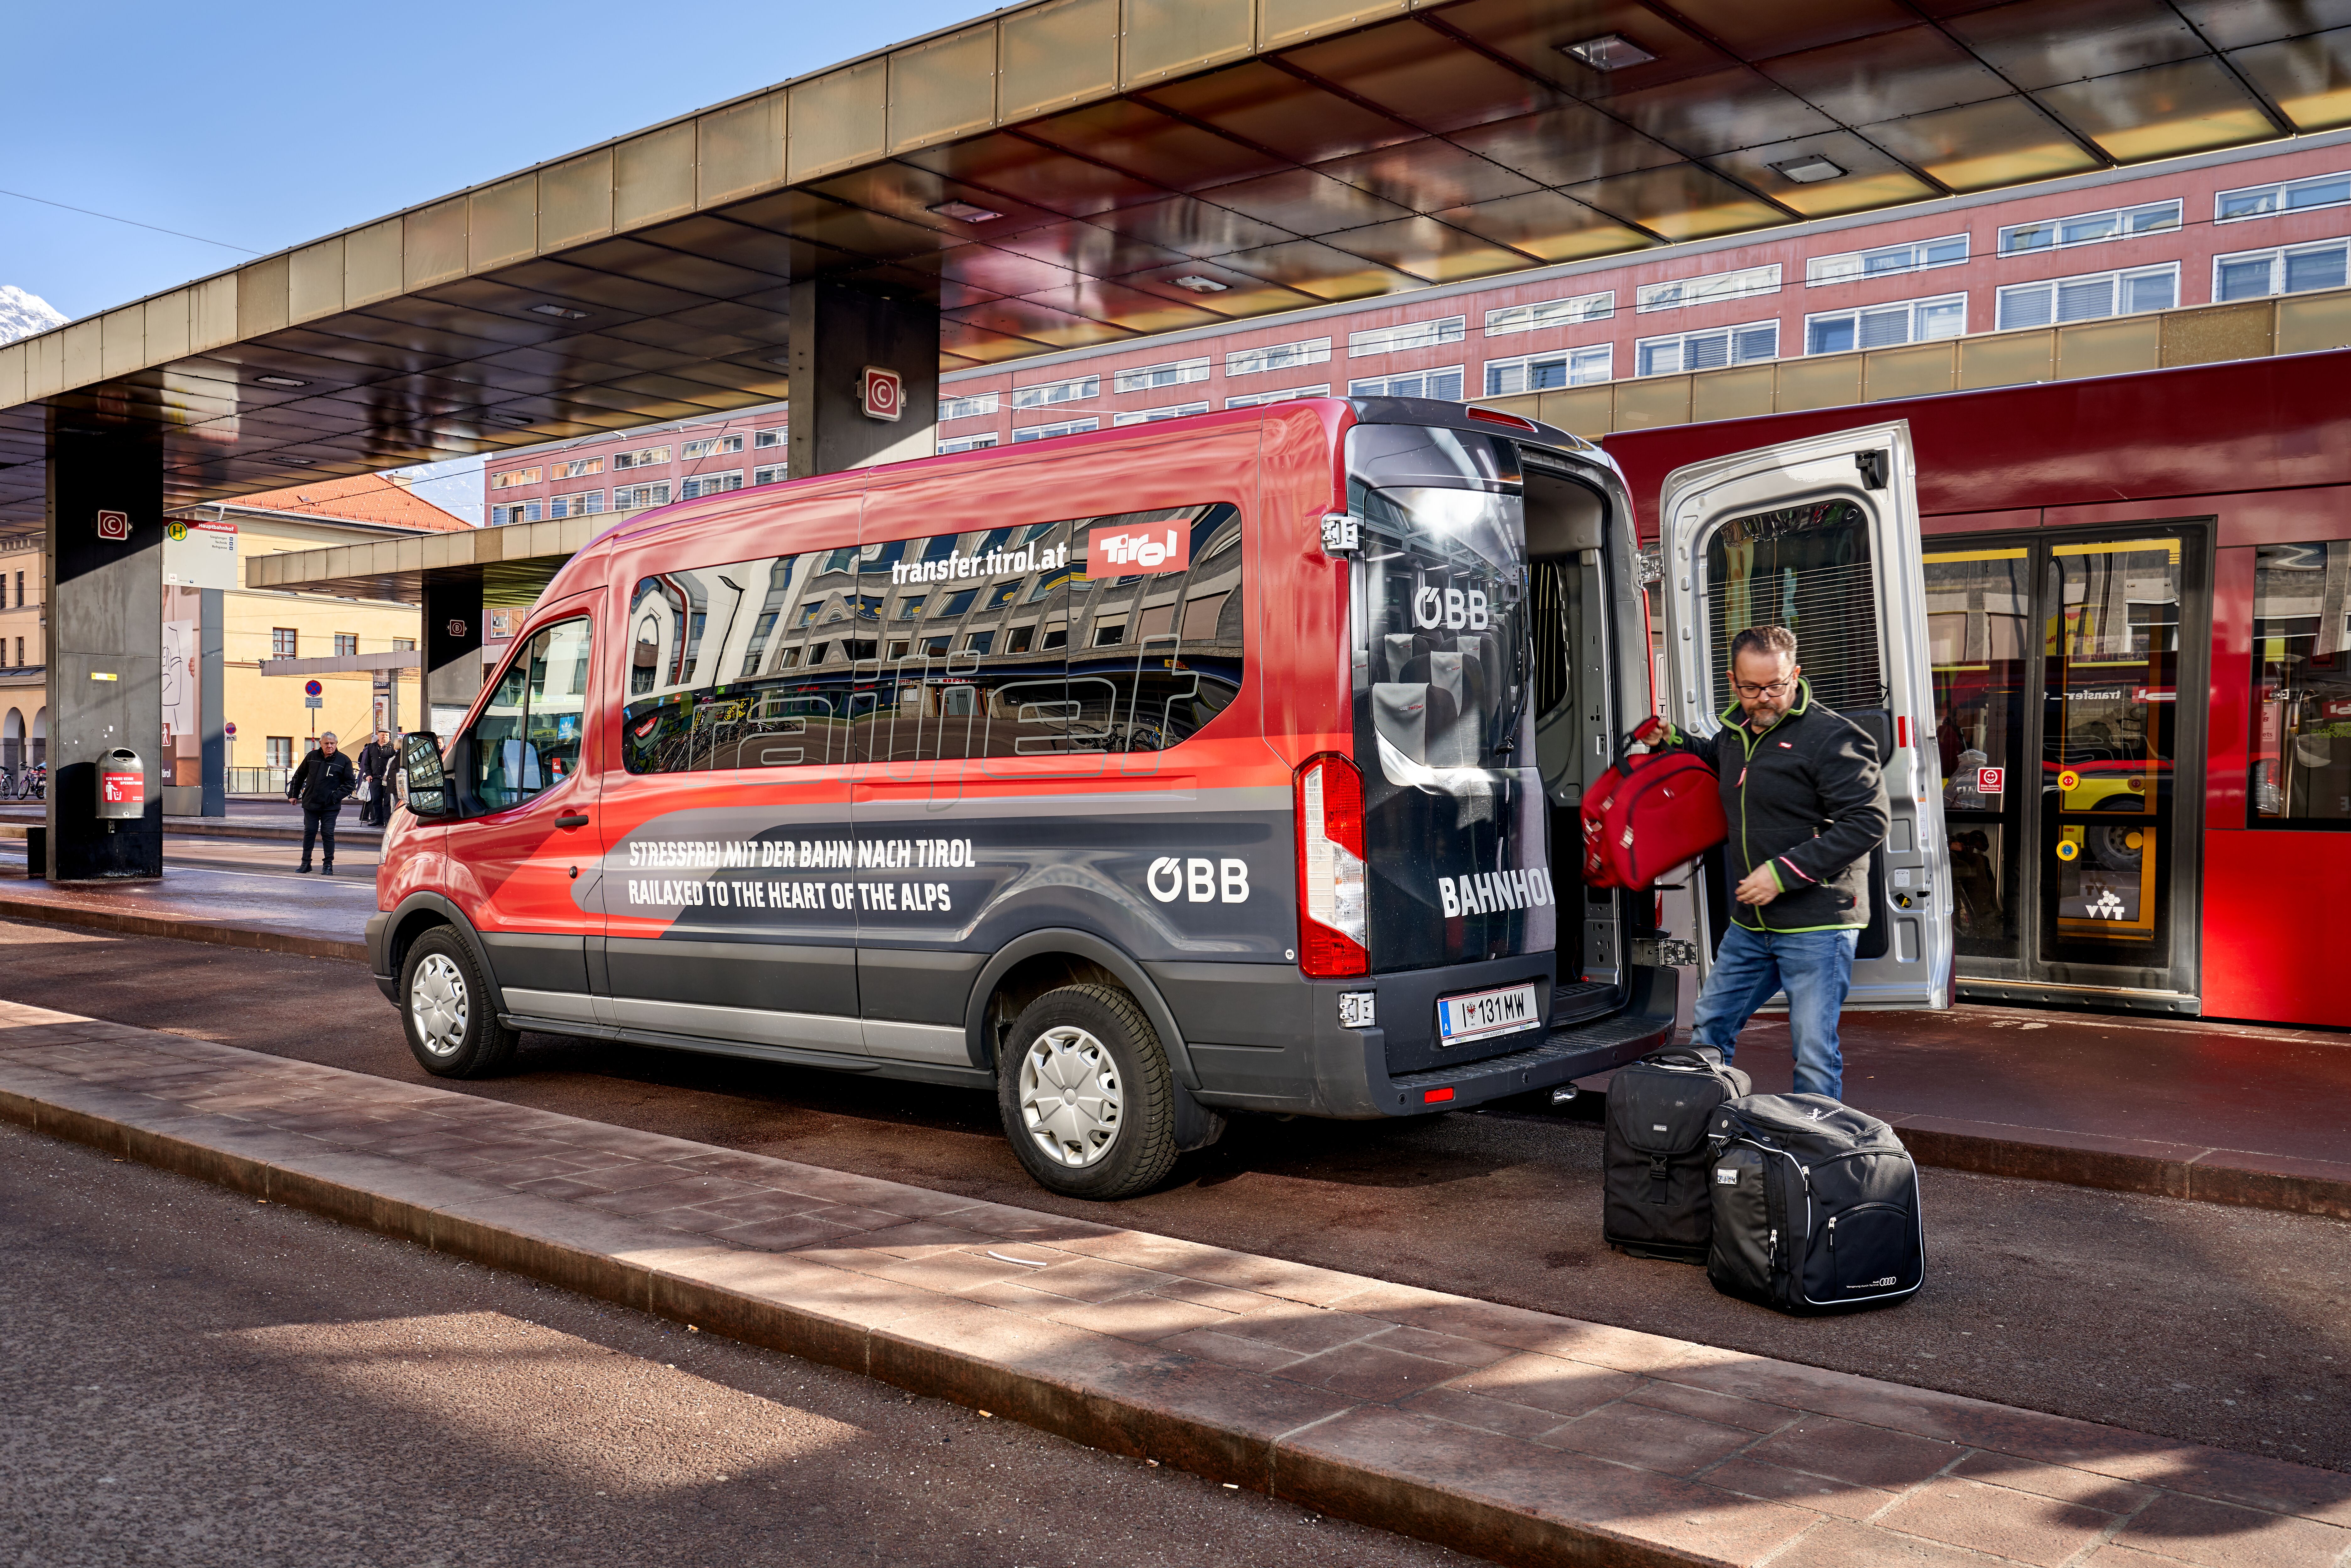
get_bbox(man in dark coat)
[1637,625,1890,1099]
[354,729,397,828]
[287,731,358,874]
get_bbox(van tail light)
[1295,753,1370,978]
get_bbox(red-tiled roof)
[229,473,472,533]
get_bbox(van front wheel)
[997,984,1179,1200]
[400,926,519,1079]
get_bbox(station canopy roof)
[6,0,2346,534]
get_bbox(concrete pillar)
[46,426,164,881]
[200,586,225,816]
[786,280,939,479]
[422,572,483,737]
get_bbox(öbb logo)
[1147,856,1249,904]
[1412,574,1489,631]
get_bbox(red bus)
[367,398,1954,1196]
[1605,347,2351,1030]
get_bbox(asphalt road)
[0,1121,1457,1568]
[5,919,2346,1477]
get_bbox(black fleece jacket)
[1660,679,1890,933]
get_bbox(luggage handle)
[1646,1046,1727,1073]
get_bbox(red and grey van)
[371,399,1951,1199]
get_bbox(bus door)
[1657,420,1952,1009]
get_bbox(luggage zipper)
[1826,1215,1835,1253]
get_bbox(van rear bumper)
[1159,959,1676,1120]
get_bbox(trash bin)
[96,748,145,821]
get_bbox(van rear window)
[620,504,1245,773]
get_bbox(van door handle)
[554,813,590,828]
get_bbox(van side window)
[618,504,1245,774]
[471,617,593,810]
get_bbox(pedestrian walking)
[287,731,358,874]
[354,729,397,828]
[1637,626,1890,1099]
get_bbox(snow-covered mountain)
[0,286,67,345]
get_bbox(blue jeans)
[1691,924,1860,1099]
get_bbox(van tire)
[400,927,519,1079]
[997,983,1180,1200]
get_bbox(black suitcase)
[1706,1094,1926,1314]
[1602,1045,1753,1262]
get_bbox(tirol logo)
[1146,856,1249,903]
[1086,518,1189,575]
[1411,570,1489,632]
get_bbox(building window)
[12,572,19,608]
[394,638,416,651]
[1113,401,1212,426]
[2252,540,2351,825]
[267,737,294,770]
[1112,357,1209,394]
[2219,170,2351,223]
[489,466,542,489]
[1805,293,1966,354]
[1222,383,1331,408]
[1999,200,2180,256]
[490,500,544,527]
[754,426,787,448]
[551,457,603,479]
[1008,375,1099,410]
[1224,338,1331,377]
[613,482,673,510]
[272,628,298,659]
[1484,347,1611,395]
[1635,322,1778,376]
[1995,264,2177,330]
[613,445,671,470]
[681,434,743,459]
[940,392,1000,420]
[937,434,999,455]
[1636,264,1781,314]
[12,637,21,666]
[2214,240,2351,301]
[753,463,789,484]
[1806,235,1967,286]
[679,470,744,500]
[1484,291,1614,335]
[549,489,604,519]
[1347,316,1466,357]
[1011,418,1099,443]
[1347,367,1464,400]
[334,633,359,657]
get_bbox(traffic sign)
[224,722,237,737]
[304,679,323,697]
[305,696,323,710]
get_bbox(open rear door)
[1658,420,1951,1010]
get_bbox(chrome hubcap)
[409,953,469,1058]
[1017,1026,1122,1168]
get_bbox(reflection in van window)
[472,617,594,810]
[619,503,1246,774]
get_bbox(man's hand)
[1734,863,1781,906]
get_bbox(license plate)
[1437,982,1541,1047]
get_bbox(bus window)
[618,506,1245,776]
[472,617,593,810]
[2252,539,2351,824]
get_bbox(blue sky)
[1,0,999,323]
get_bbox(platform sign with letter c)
[95,509,130,541]
[860,365,903,422]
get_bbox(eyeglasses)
[1731,678,1795,698]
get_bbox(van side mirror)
[402,732,452,819]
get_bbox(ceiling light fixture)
[1171,275,1230,293]
[1559,33,1655,71]
[529,303,590,319]
[255,374,309,388]
[1770,154,1847,184]
[927,199,1003,224]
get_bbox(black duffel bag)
[1602,1045,1752,1262]
[1707,1094,1926,1314]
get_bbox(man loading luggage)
[1636,626,1889,1099]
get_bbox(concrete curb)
[0,894,367,962]
[4,1021,2348,1568]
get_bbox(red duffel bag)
[1579,737,1729,891]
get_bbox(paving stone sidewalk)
[1,1000,2345,1568]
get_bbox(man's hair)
[1729,626,1798,663]
[320,732,338,744]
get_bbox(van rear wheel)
[400,927,519,1079]
[997,984,1179,1201]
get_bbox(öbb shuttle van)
[372,398,1951,1198]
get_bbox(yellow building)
[0,532,43,784]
